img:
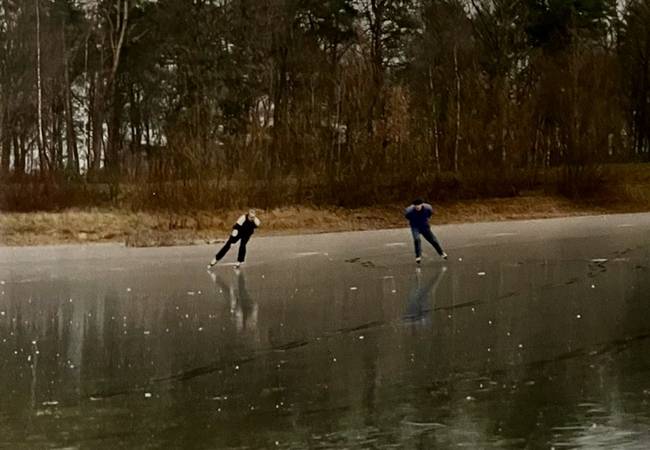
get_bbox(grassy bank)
[1,163,648,246]
[1,193,648,247]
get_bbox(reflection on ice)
[209,269,258,333]
[403,266,446,323]
[0,233,649,449]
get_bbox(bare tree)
[35,0,47,174]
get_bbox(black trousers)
[215,234,250,263]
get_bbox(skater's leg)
[216,235,239,261]
[421,227,445,256]
[237,236,250,263]
[411,228,422,258]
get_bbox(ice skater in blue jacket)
[404,198,447,264]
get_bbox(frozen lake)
[1,213,650,449]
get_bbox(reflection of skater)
[208,209,261,269]
[404,266,447,322]
[404,198,447,264]
[208,270,258,332]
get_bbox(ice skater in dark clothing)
[208,209,261,269]
[404,198,447,264]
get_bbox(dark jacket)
[404,204,433,230]
[233,214,261,239]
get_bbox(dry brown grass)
[2,163,648,246]
[1,193,647,247]
[603,163,650,206]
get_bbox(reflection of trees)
[0,282,108,423]
[437,256,650,448]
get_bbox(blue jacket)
[404,203,433,230]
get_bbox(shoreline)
[2,194,649,247]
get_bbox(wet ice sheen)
[0,227,649,449]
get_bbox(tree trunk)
[35,0,48,175]
[62,21,79,174]
[367,0,385,137]
[428,65,441,173]
[105,82,123,174]
[89,72,103,174]
[0,108,9,175]
[271,45,288,172]
[53,100,64,171]
[104,0,130,176]
[501,77,508,165]
[453,44,461,173]
[13,134,25,177]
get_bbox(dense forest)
[1,0,649,210]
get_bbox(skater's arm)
[253,217,261,227]
[404,205,415,218]
[234,215,246,227]
[231,215,247,237]
[232,215,246,230]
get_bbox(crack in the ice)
[87,243,649,400]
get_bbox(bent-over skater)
[208,209,261,269]
[404,198,447,264]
